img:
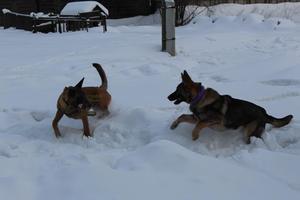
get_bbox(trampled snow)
[1,3,300,200]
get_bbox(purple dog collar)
[190,86,205,105]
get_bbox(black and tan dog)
[52,63,111,138]
[168,71,293,144]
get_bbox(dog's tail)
[92,63,108,89]
[266,114,293,128]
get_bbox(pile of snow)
[2,8,10,14]
[29,12,53,19]
[108,2,300,26]
[61,1,109,16]
[203,2,300,23]
[108,12,161,26]
[1,3,300,200]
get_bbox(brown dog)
[52,63,111,138]
[168,71,293,144]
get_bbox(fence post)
[161,0,176,56]
[3,13,8,29]
[33,18,37,33]
[103,17,107,32]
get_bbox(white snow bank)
[108,11,161,26]
[61,1,109,16]
[108,2,300,26]
[113,140,300,199]
[205,3,300,23]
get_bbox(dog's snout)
[168,91,177,101]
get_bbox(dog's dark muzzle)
[168,92,183,105]
[168,92,176,101]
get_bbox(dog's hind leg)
[52,110,64,138]
[170,114,197,130]
[252,122,265,138]
[99,106,110,118]
[244,121,265,144]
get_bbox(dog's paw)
[244,136,251,144]
[55,133,62,138]
[83,135,91,139]
[170,120,179,130]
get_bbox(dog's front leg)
[170,114,197,130]
[81,115,91,137]
[192,121,218,140]
[192,121,210,140]
[52,110,64,138]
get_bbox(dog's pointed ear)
[75,77,84,88]
[181,70,193,84]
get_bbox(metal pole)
[161,0,176,56]
[161,0,166,51]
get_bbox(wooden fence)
[2,10,107,33]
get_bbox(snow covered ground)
[1,3,300,200]
[108,2,300,26]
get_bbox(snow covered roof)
[60,1,109,16]
[2,8,10,14]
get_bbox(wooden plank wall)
[101,0,157,19]
[0,0,38,30]
[0,0,156,22]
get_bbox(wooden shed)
[0,0,158,30]
[60,1,109,16]
[59,1,109,32]
[1,1,109,33]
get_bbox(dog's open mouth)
[168,93,183,105]
[174,99,182,105]
[88,108,96,116]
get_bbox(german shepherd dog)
[52,63,111,138]
[168,71,293,144]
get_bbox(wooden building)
[0,0,157,30]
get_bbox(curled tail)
[92,63,108,89]
[266,114,293,128]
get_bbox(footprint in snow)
[261,79,300,86]
[257,92,300,102]
[31,111,51,122]
[211,75,230,83]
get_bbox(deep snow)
[1,3,300,200]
